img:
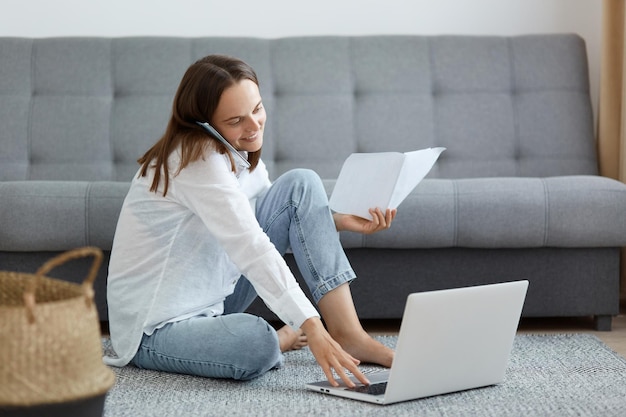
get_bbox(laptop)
[305,280,529,405]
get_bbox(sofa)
[1,34,625,331]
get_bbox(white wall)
[1,0,603,123]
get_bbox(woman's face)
[211,79,266,153]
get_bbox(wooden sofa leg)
[594,315,612,331]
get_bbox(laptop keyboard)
[347,382,388,396]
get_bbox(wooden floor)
[363,301,626,358]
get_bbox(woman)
[104,55,395,388]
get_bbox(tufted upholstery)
[0,35,596,183]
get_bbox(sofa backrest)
[0,35,597,182]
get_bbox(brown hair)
[138,55,262,196]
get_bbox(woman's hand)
[300,317,370,388]
[333,208,397,234]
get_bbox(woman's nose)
[245,116,262,132]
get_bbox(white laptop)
[306,280,529,405]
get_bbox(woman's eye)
[253,104,263,114]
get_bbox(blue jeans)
[131,169,356,380]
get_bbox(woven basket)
[0,247,115,408]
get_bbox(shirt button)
[289,321,294,326]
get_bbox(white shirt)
[104,149,319,367]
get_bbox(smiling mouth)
[242,132,260,142]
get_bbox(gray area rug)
[102,334,626,416]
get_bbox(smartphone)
[196,121,251,168]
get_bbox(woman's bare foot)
[332,329,394,368]
[277,325,308,352]
[316,283,394,367]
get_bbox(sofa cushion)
[3,176,624,252]
[335,176,626,249]
[0,181,129,251]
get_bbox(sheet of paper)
[329,147,445,220]
[329,152,405,220]
[388,147,446,208]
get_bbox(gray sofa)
[1,34,625,330]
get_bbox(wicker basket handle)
[24,247,103,323]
